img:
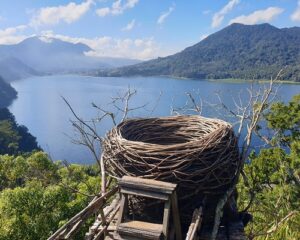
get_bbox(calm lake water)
[9,75,300,164]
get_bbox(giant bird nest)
[103,115,240,196]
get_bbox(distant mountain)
[98,23,300,81]
[0,36,141,81]
[0,57,40,82]
[0,76,17,108]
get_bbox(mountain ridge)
[0,36,141,81]
[97,23,300,81]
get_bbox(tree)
[238,94,300,240]
[0,108,40,155]
[0,152,101,240]
[0,120,20,154]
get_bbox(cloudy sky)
[0,0,299,60]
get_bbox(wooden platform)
[48,176,248,240]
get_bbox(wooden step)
[119,176,177,200]
[118,220,163,240]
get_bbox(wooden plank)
[171,192,182,240]
[120,187,169,200]
[107,226,117,232]
[86,196,120,239]
[99,208,108,237]
[119,221,163,232]
[118,221,163,239]
[93,204,120,240]
[119,176,176,194]
[48,187,118,240]
[116,194,128,228]
[162,197,171,238]
[118,227,162,240]
[185,207,203,240]
[64,220,83,239]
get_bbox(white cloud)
[40,31,163,60]
[122,19,136,31]
[291,0,300,22]
[30,0,94,27]
[212,0,240,28]
[96,0,139,17]
[229,7,284,25]
[96,7,110,17]
[0,25,29,45]
[157,5,175,25]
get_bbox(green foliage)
[265,94,300,145]
[0,108,40,155]
[238,95,300,239]
[0,120,20,154]
[0,152,101,240]
[0,76,17,108]
[100,24,300,81]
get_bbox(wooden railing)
[48,187,118,240]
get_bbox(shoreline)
[11,73,300,85]
[95,73,300,85]
[159,75,300,84]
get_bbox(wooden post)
[185,207,203,240]
[171,192,182,240]
[162,197,171,239]
[117,194,128,228]
[100,154,106,195]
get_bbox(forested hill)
[98,23,300,81]
[0,108,40,154]
[0,76,17,108]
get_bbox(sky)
[0,0,299,60]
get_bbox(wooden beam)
[119,176,177,195]
[186,207,203,240]
[116,194,128,228]
[93,204,120,240]
[48,187,118,240]
[162,197,171,238]
[171,192,182,240]
[120,187,169,200]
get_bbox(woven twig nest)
[103,115,240,195]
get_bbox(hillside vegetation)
[99,23,300,81]
[0,76,17,108]
[239,94,300,239]
[0,108,40,155]
[0,109,100,240]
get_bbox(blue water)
[9,75,300,164]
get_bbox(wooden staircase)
[48,176,247,240]
[113,176,182,240]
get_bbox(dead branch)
[63,87,150,195]
[210,70,283,240]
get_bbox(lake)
[9,75,300,164]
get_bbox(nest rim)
[115,115,233,148]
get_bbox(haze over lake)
[9,75,300,164]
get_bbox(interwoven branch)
[102,115,240,195]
